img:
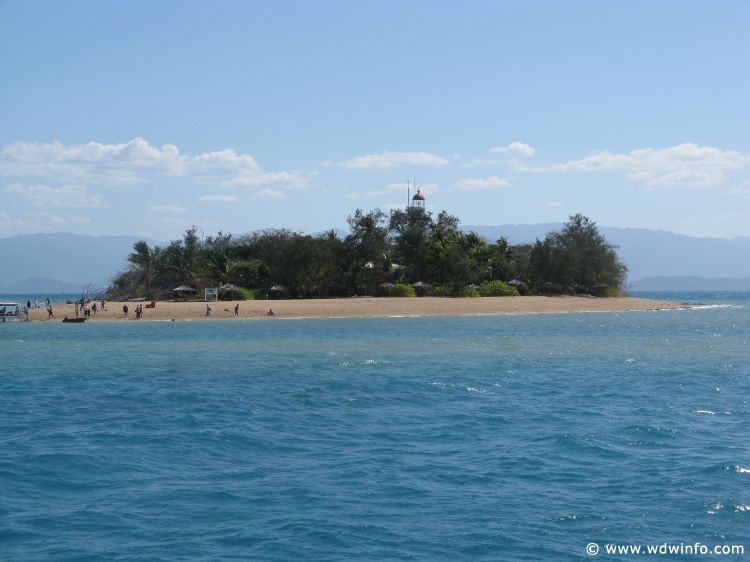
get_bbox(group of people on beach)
[74,300,98,319]
[121,303,144,319]
[30,300,278,321]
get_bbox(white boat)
[0,302,25,322]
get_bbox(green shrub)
[479,280,520,297]
[429,285,453,297]
[457,286,481,298]
[238,288,256,300]
[389,283,417,297]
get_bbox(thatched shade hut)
[220,283,240,300]
[173,285,196,300]
[538,281,563,295]
[377,282,395,296]
[411,281,432,296]
[268,285,288,299]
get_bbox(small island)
[111,205,633,301]
[23,207,678,322]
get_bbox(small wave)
[556,513,598,522]
[466,386,492,394]
[428,381,454,389]
[707,502,723,515]
[695,410,716,415]
[736,466,750,474]
[735,505,750,512]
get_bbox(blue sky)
[1,0,748,240]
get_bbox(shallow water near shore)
[1,298,749,560]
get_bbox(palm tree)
[128,241,156,297]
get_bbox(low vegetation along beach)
[31,295,682,323]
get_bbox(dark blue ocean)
[1,293,749,560]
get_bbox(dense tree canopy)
[110,210,627,299]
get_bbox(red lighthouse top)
[412,189,425,201]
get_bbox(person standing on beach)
[47,306,55,319]
[123,304,128,316]
[206,303,212,316]
[234,303,239,316]
[45,297,50,308]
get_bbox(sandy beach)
[28,296,683,323]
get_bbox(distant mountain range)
[2,227,750,293]
[0,233,163,295]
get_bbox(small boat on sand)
[1,303,24,322]
[62,317,86,323]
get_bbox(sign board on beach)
[205,287,218,301]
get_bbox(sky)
[1,0,749,241]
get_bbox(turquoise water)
[1,301,749,560]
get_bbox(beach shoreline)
[27,296,685,323]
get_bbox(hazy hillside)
[0,233,163,293]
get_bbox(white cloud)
[512,143,750,189]
[148,205,187,214]
[462,158,503,168]
[197,194,239,203]
[187,148,259,176]
[10,211,90,232]
[0,137,307,192]
[490,142,535,157]
[455,176,511,190]
[0,211,15,232]
[337,151,449,169]
[0,138,183,185]
[5,182,104,207]
[255,189,287,200]
[222,170,308,189]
